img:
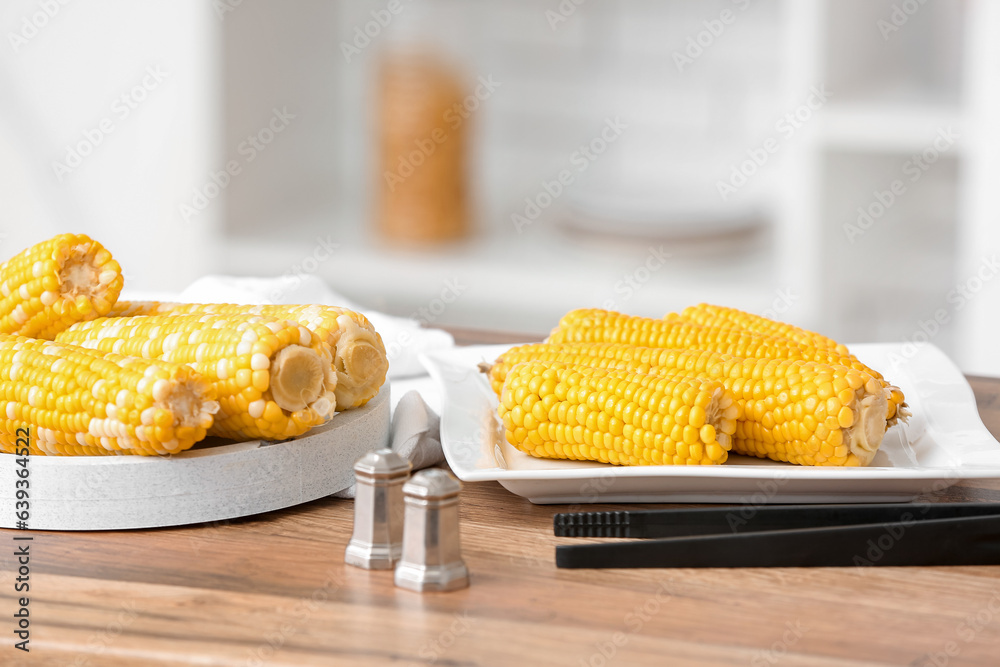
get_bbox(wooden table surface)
[4,329,1000,667]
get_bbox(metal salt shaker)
[394,468,469,592]
[345,449,412,570]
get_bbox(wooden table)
[3,330,1000,667]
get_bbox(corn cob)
[670,303,908,423]
[108,301,387,410]
[0,233,124,339]
[550,309,906,427]
[499,361,737,465]
[670,303,849,356]
[0,333,217,456]
[489,343,888,466]
[55,314,337,441]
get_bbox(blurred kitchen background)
[1,0,998,374]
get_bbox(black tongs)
[553,503,1000,568]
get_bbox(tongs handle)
[553,503,1000,539]
[555,514,1000,568]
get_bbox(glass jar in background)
[377,52,469,245]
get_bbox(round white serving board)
[0,385,389,531]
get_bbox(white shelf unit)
[776,0,999,375]
[216,0,1000,374]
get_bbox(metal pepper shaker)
[345,449,412,570]
[394,468,469,592]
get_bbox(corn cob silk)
[108,301,387,410]
[0,233,123,339]
[500,361,738,465]
[55,314,337,441]
[0,333,217,456]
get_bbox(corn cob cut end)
[48,236,123,329]
[268,344,334,413]
[326,313,389,410]
[1,234,124,339]
[143,369,220,455]
[844,386,889,466]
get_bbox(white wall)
[0,0,221,292]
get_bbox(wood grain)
[1,330,999,666]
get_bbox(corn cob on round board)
[0,233,123,339]
[0,384,389,530]
[108,301,388,410]
[55,314,339,441]
[0,234,396,528]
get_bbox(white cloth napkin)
[167,274,455,379]
[120,274,451,492]
[334,389,444,498]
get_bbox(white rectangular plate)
[421,343,1000,504]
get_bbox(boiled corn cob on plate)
[422,343,1000,504]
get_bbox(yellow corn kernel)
[108,301,387,410]
[487,342,888,467]
[672,304,907,426]
[671,303,849,356]
[498,361,736,466]
[55,314,337,441]
[550,308,906,428]
[0,333,217,456]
